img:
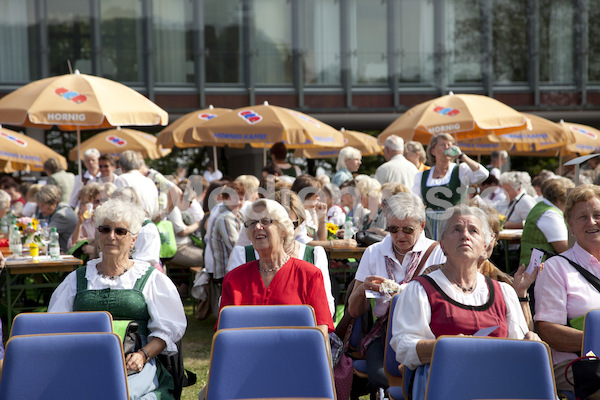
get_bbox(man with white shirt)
[375,135,418,187]
[115,150,159,221]
[486,150,508,179]
[68,148,101,208]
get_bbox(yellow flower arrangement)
[326,222,339,240]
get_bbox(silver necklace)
[445,268,475,293]
[392,243,407,256]
[258,255,290,273]
[97,264,130,280]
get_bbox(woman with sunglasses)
[49,198,186,400]
[346,192,446,392]
[219,198,334,336]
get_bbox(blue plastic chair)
[0,332,129,399]
[423,336,557,400]
[583,308,600,355]
[10,311,113,337]
[217,304,316,329]
[206,327,335,400]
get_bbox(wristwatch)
[458,152,465,161]
[518,294,530,303]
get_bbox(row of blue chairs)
[1,311,129,399]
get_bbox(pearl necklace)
[392,243,407,256]
[97,264,130,280]
[258,255,290,273]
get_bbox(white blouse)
[48,258,187,355]
[390,269,528,370]
[226,242,335,317]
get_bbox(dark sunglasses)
[97,225,130,237]
[98,164,111,169]
[386,225,416,235]
[244,218,275,229]
[292,220,300,229]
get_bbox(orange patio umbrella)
[190,102,345,149]
[68,127,171,161]
[560,121,600,155]
[0,125,68,172]
[293,128,382,159]
[378,92,528,144]
[156,106,231,149]
[0,70,168,180]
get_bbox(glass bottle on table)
[11,226,22,256]
[343,216,354,240]
[49,227,60,260]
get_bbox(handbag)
[355,230,385,247]
[565,356,600,400]
[112,320,143,376]
[334,319,355,400]
[155,220,177,259]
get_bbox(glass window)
[445,0,482,84]
[0,0,38,82]
[47,0,92,76]
[587,0,600,82]
[492,0,528,83]
[205,0,244,84]
[153,0,194,84]
[251,0,293,85]
[100,0,143,83]
[395,0,435,84]
[300,0,341,85]
[539,0,575,84]
[350,0,387,84]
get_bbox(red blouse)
[219,257,335,331]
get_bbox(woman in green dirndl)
[49,198,187,400]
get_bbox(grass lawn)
[180,304,216,400]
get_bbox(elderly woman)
[35,184,77,253]
[227,189,335,316]
[48,198,186,399]
[347,193,446,392]
[412,133,488,240]
[498,171,537,229]
[519,177,574,267]
[404,141,429,172]
[332,146,362,187]
[534,184,600,392]
[357,176,385,232]
[391,205,537,373]
[0,188,10,221]
[219,198,334,336]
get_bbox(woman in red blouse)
[219,198,334,336]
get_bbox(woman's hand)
[314,201,328,221]
[524,331,542,342]
[333,238,357,248]
[513,263,542,297]
[363,275,387,292]
[125,350,146,373]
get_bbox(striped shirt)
[210,209,243,279]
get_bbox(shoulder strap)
[133,265,155,291]
[75,266,88,292]
[413,241,439,278]
[245,245,256,262]
[303,245,315,264]
[536,248,600,293]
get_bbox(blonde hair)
[565,184,600,221]
[426,133,455,165]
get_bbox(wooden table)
[497,229,523,273]
[326,247,367,305]
[2,255,82,326]
[326,247,367,261]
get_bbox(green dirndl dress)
[73,266,175,400]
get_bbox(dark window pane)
[396,0,435,84]
[446,0,482,83]
[205,0,243,84]
[48,0,92,76]
[588,0,600,81]
[0,0,38,82]
[539,0,574,84]
[352,0,387,84]
[492,0,528,83]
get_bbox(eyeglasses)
[98,164,111,169]
[97,225,130,237]
[292,220,300,229]
[386,225,416,235]
[244,218,275,229]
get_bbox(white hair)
[244,198,295,248]
[384,192,426,223]
[94,198,145,235]
[0,189,10,211]
[439,204,493,247]
[83,148,100,159]
[336,146,361,171]
[384,135,404,152]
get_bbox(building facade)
[1,0,599,132]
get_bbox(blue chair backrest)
[207,327,335,400]
[0,332,129,399]
[384,294,401,380]
[217,305,316,329]
[583,308,600,355]
[424,336,556,400]
[10,311,113,337]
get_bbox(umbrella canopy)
[0,70,168,179]
[561,121,600,155]
[157,106,231,149]
[189,102,345,149]
[68,127,171,161]
[0,125,67,172]
[293,129,382,159]
[378,92,528,144]
[499,113,571,152]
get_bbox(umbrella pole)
[558,149,563,176]
[213,146,218,171]
[77,126,83,184]
[263,145,266,165]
